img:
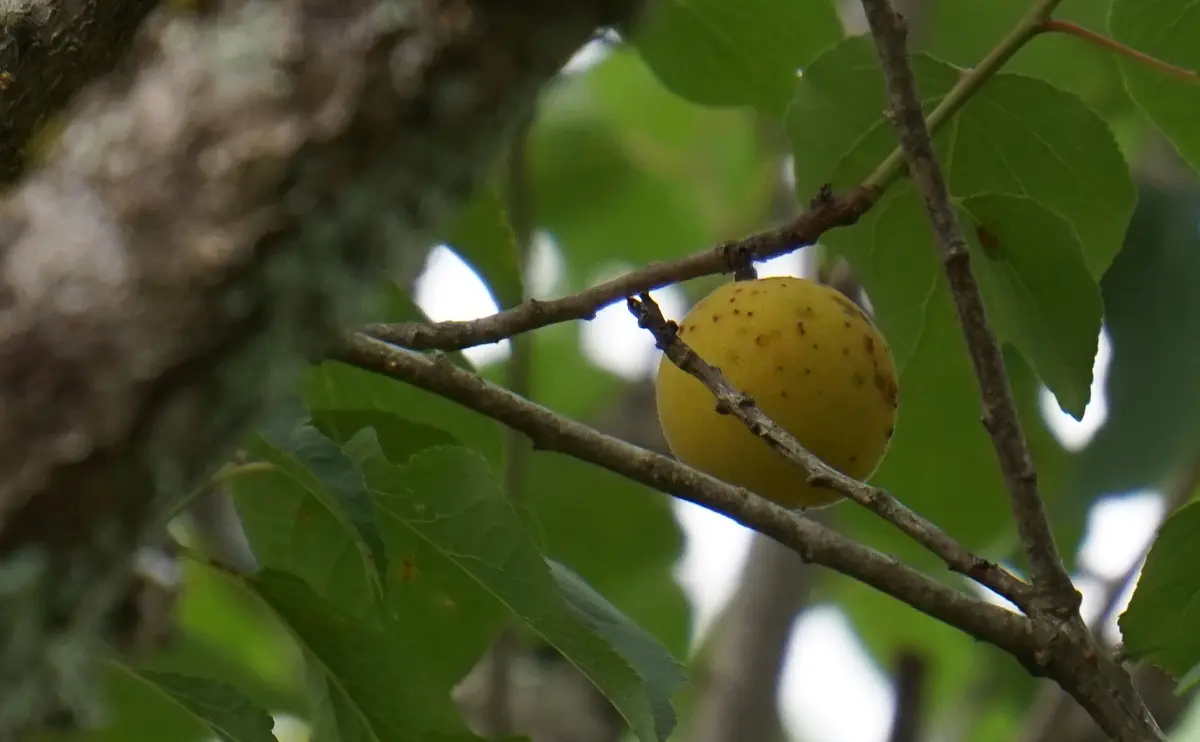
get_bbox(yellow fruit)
[654,276,899,509]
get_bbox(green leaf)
[1073,169,1200,499]
[821,188,1074,567]
[123,670,278,742]
[250,570,484,742]
[921,0,1129,117]
[631,0,843,115]
[786,37,1135,278]
[1119,501,1200,677]
[783,37,1116,565]
[531,49,775,287]
[310,408,461,466]
[302,358,505,471]
[1110,0,1200,173]
[960,194,1104,419]
[227,459,379,621]
[32,663,277,742]
[440,186,523,308]
[365,445,686,742]
[549,560,686,741]
[251,422,389,585]
[519,452,690,656]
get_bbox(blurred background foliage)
[46,0,1200,741]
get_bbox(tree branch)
[334,334,1039,662]
[0,0,161,183]
[0,0,639,734]
[857,0,1074,613]
[856,2,1163,740]
[365,185,878,351]
[624,292,1033,611]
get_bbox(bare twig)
[857,0,1074,613]
[365,186,878,351]
[335,334,1038,660]
[857,2,1163,740]
[624,292,1033,611]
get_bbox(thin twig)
[365,186,878,351]
[625,292,1033,611]
[857,0,1075,614]
[1037,20,1199,85]
[858,2,1164,740]
[334,333,1038,659]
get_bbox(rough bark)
[0,0,639,735]
[0,0,161,183]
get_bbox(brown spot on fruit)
[853,372,864,386]
[747,311,755,317]
[875,371,899,407]
[863,335,874,354]
[831,292,867,322]
[755,334,769,347]
[775,365,784,372]
[849,455,858,464]
[733,308,741,316]
[842,347,850,356]
[712,314,721,322]
[796,321,807,336]
[886,426,895,439]
[804,368,812,375]
[844,321,851,329]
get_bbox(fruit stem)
[863,0,1067,191]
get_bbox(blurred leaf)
[441,185,524,308]
[302,356,505,471]
[1110,0,1200,173]
[365,445,686,742]
[832,579,973,715]
[961,194,1103,419]
[520,451,691,655]
[482,322,624,423]
[785,36,1120,565]
[1074,181,1200,498]
[631,0,843,115]
[310,408,461,465]
[550,560,686,740]
[532,49,774,287]
[228,461,379,621]
[920,0,1129,117]
[1120,501,1200,678]
[35,664,276,742]
[153,560,304,706]
[251,422,389,585]
[123,670,277,742]
[251,570,484,742]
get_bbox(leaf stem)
[1037,19,1200,85]
[864,0,1068,191]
